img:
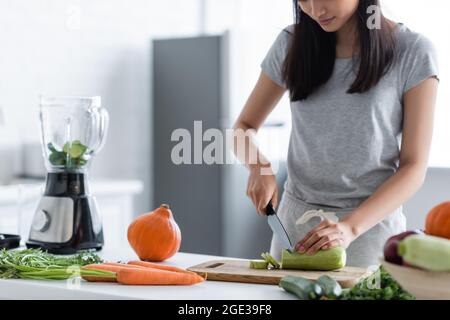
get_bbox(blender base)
[27,172,104,255]
[26,240,103,255]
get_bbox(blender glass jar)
[39,96,109,173]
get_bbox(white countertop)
[0,178,144,205]
[0,245,294,300]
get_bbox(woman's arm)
[232,71,286,213]
[296,77,439,254]
[343,77,439,236]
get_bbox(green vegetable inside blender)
[48,140,89,168]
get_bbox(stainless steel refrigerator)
[152,33,287,258]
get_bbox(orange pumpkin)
[425,201,450,239]
[127,204,182,262]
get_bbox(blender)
[27,96,109,254]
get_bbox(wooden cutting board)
[188,260,372,288]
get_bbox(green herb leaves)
[48,140,89,169]
[0,248,103,280]
[338,266,415,300]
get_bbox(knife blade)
[266,202,295,253]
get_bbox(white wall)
[405,168,450,230]
[0,0,202,213]
[382,0,450,168]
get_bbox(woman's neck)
[336,15,359,59]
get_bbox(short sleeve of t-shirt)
[400,33,439,94]
[260,27,293,88]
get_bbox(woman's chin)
[317,18,344,32]
[319,23,341,32]
[320,26,338,32]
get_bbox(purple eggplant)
[383,230,423,265]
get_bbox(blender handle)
[90,107,109,154]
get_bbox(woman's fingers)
[246,171,277,216]
[295,219,333,251]
[271,189,278,210]
[306,232,342,255]
[296,226,336,253]
[258,193,274,215]
[322,239,342,250]
[261,189,278,214]
[250,186,277,215]
[257,198,268,215]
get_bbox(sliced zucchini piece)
[261,252,280,269]
[249,260,269,269]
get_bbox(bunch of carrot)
[81,261,205,285]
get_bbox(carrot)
[102,262,149,270]
[128,261,207,282]
[82,262,205,285]
[81,274,116,282]
[128,261,194,274]
[117,267,205,285]
[82,264,117,282]
[81,263,144,282]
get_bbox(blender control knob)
[32,210,51,232]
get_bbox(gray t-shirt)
[261,23,439,209]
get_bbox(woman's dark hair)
[283,0,396,101]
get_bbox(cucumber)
[261,252,280,269]
[316,275,342,298]
[249,260,269,269]
[398,234,450,272]
[49,151,66,166]
[281,247,346,271]
[63,140,87,159]
[279,276,324,300]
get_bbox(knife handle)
[266,201,275,216]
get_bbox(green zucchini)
[398,234,450,272]
[316,275,342,298]
[249,260,269,269]
[281,247,346,271]
[261,252,280,269]
[279,276,323,300]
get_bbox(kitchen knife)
[266,202,295,253]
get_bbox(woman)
[232,0,439,267]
